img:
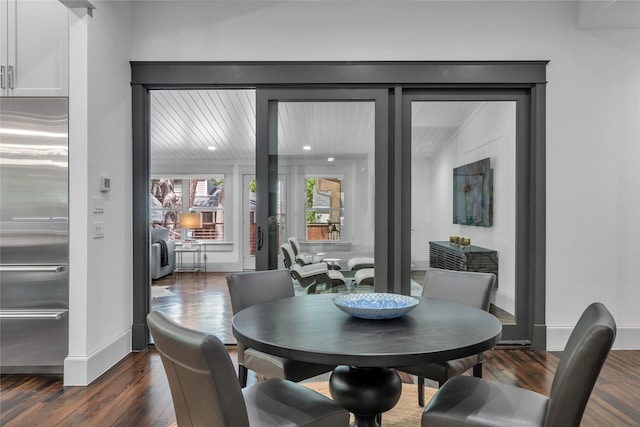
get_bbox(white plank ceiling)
[150,89,484,162]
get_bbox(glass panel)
[410,101,516,324]
[276,101,375,292]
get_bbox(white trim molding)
[63,329,131,386]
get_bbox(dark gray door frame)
[131,61,547,351]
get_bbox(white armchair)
[288,236,325,265]
[281,243,345,293]
[290,263,346,294]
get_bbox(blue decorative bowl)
[333,293,419,320]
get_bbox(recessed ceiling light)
[303,145,311,151]
[207,146,217,151]
[328,157,335,162]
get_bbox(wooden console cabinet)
[429,241,499,286]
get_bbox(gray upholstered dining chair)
[399,268,496,406]
[421,302,616,427]
[147,311,349,427]
[226,269,335,387]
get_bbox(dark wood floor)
[2,272,637,425]
[151,272,235,343]
[2,349,639,426]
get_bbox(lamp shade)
[179,212,203,229]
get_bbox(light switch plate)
[94,222,104,239]
[93,196,104,213]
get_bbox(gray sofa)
[150,227,175,280]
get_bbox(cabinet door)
[7,0,68,97]
[0,0,7,94]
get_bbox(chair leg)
[473,362,483,378]
[238,365,248,388]
[417,376,425,407]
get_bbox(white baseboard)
[546,325,640,351]
[63,329,131,386]
[493,289,515,315]
[203,262,244,272]
[411,261,429,271]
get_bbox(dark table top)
[232,294,502,368]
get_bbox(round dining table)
[232,293,502,427]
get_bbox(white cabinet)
[1,0,68,97]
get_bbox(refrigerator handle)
[1,65,5,89]
[0,310,68,320]
[0,265,66,273]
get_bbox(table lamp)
[179,212,203,241]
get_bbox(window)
[150,178,182,239]
[151,176,225,241]
[305,177,343,241]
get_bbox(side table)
[323,258,342,270]
[174,242,205,273]
[428,241,498,286]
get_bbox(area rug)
[151,286,174,299]
[303,381,434,427]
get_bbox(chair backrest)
[422,268,495,311]
[545,302,616,427]
[226,269,294,315]
[147,311,250,427]
[281,243,296,269]
[288,236,301,256]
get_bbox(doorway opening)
[147,89,256,344]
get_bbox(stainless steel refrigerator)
[0,97,69,374]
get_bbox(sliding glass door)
[255,89,392,292]
[403,90,531,341]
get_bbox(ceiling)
[150,89,484,162]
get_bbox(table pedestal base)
[329,366,402,427]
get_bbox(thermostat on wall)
[100,175,111,192]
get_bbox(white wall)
[66,1,133,385]
[77,1,638,386]
[128,0,640,350]
[410,156,432,270]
